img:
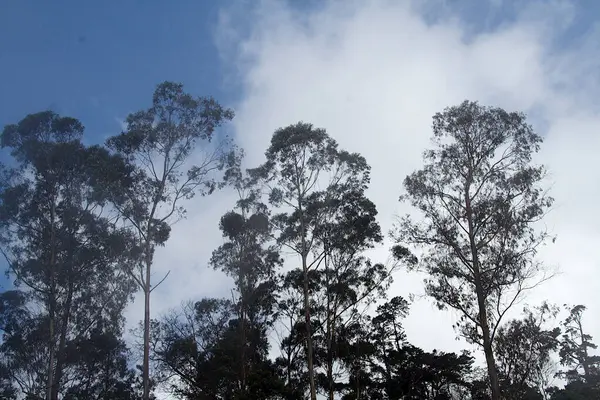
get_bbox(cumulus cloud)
[213,0,600,354]
[124,0,600,388]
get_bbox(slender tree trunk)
[303,259,317,400]
[383,349,393,398]
[325,255,335,400]
[465,181,501,400]
[51,280,73,400]
[143,251,152,400]
[327,321,334,400]
[46,201,57,400]
[326,321,334,400]
[237,210,247,394]
[46,301,56,400]
[287,315,292,386]
[240,295,246,393]
[478,292,501,400]
[355,341,361,400]
[577,319,591,379]
[142,161,167,400]
[298,199,317,400]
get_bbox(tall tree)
[0,111,138,399]
[0,289,32,398]
[249,122,373,400]
[60,327,141,400]
[105,81,236,400]
[272,239,408,399]
[310,173,391,400]
[547,307,600,400]
[395,100,554,400]
[208,168,283,398]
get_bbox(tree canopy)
[0,91,595,400]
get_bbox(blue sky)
[0,0,232,143]
[1,0,596,140]
[0,0,338,136]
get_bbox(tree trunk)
[325,253,335,400]
[142,164,166,400]
[478,293,501,400]
[327,328,334,400]
[46,304,56,400]
[303,261,317,400]
[142,253,151,400]
[577,318,591,380]
[50,279,73,400]
[287,315,292,386]
[354,341,361,400]
[466,182,501,400]
[46,201,57,400]
[240,296,246,393]
[327,322,334,400]
[298,197,317,400]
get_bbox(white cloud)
[124,0,600,382]
[211,0,600,356]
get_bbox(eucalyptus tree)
[395,100,554,400]
[249,122,375,400]
[105,81,237,399]
[208,167,283,397]
[273,268,309,398]
[151,298,235,399]
[309,182,397,400]
[0,111,138,399]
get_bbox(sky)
[2,0,600,397]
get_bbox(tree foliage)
[248,122,378,400]
[395,100,554,400]
[105,81,237,400]
[0,111,139,399]
[494,303,561,399]
[1,96,595,400]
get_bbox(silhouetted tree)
[249,122,374,400]
[395,100,554,400]
[274,268,311,399]
[209,168,284,398]
[0,111,139,399]
[545,305,600,399]
[342,296,475,399]
[494,303,561,399]
[152,297,283,400]
[308,153,401,400]
[558,305,600,383]
[105,81,237,400]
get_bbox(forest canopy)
[0,83,597,400]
